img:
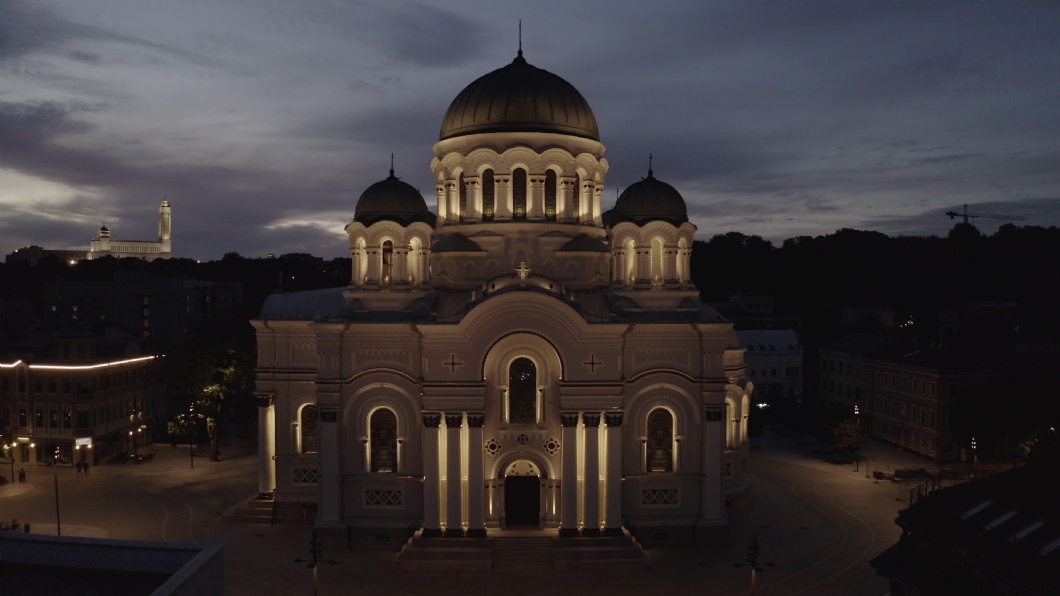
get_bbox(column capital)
[582,413,601,427]
[604,411,624,427]
[560,412,580,428]
[254,393,274,408]
[466,413,485,428]
[422,412,442,428]
[705,406,724,422]
[444,413,463,428]
[318,407,338,423]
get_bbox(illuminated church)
[252,49,752,547]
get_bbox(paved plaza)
[0,433,949,595]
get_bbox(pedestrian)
[18,468,24,483]
[76,461,82,474]
[83,461,89,475]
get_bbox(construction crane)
[945,204,1026,225]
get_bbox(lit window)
[370,409,397,473]
[647,408,674,473]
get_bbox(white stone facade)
[252,53,751,546]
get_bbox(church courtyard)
[0,433,933,595]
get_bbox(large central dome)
[439,51,599,141]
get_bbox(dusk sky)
[2,0,1058,261]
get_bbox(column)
[558,177,575,223]
[422,412,442,537]
[466,413,486,537]
[582,413,601,535]
[495,175,512,220]
[528,175,545,220]
[635,246,652,286]
[604,411,623,536]
[365,246,380,287]
[435,183,447,222]
[256,394,276,498]
[665,246,679,283]
[350,246,364,285]
[446,181,459,225]
[700,405,726,524]
[466,177,481,222]
[559,412,580,537]
[444,413,464,536]
[392,246,409,286]
[316,406,342,527]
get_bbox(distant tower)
[98,225,111,252]
[159,200,172,255]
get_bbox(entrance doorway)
[504,475,540,527]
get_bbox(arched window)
[624,238,637,284]
[458,172,467,221]
[300,405,318,454]
[544,170,557,221]
[409,237,422,285]
[382,240,394,286]
[370,408,397,473]
[512,168,527,221]
[508,358,536,424]
[482,169,495,222]
[651,237,664,283]
[572,173,581,220]
[647,408,673,472]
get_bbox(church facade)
[252,51,752,546]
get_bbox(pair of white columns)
[560,411,624,536]
[422,412,486,537]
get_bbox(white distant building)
[252,50,753,548]
[735,329,803,404]
[87,200,172,261]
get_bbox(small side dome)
[603,168,688,227]
[558,233,610,253]
[354,169,436,227]
[431,233,483,253]
[439,51,599,141]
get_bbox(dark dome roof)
[604,168,688,227]
[431,233,483,253]
[439,52,599,141]
[354,169,436,227]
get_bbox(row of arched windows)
[614,236,690,285]
[298,405,397,474]
[455,169,581,223]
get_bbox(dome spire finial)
[389,153,395,177]
[647,153,654,179]
[518,20,522,58]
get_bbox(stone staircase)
[393,529,649,572]
[223,497,316,526]
[492,536,553,571]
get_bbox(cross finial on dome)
[647,153,655,179]
[518,20,522,57]
[390,153,395,177]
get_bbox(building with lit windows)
[0,329,164,469]
[251,50,752,548]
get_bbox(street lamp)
[53,446,62,536]
[971,437,978,474]
[854,405,860,472]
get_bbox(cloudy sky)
[2,0,1058,261]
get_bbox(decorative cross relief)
[583,353,602,373]
[515,261,531,285]
[444,353,463,374]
